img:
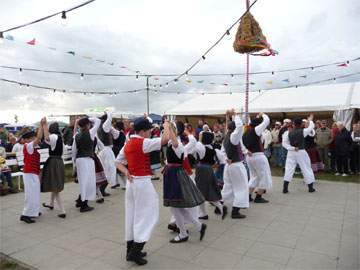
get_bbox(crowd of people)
[0,111,359,266]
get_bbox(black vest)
[242,127,264,153]
[198,146,216,165]
[166,145,183,164]
[223,132,244,162]
[75,131,94,158]
[289,128,305,149]
[112,132,126,156]
[97,125,113,146]
[49,134,63,157]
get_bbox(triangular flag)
[197,80,204,83]
[5,35,14,41]
[108,62,114,66]
[250,82,255,85]
[82,55,92,59]
[266,80,273,85]
[337,63,348,67]
[282,79,290,83]
[96,59,105,63]
[300,75,307,78]
[27,38,36,45]
[186,79,192,83]
[120,66,127,68]
[67,51,75,56]
[209,82,216,85]
[223,83,229,86]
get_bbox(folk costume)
[163,131,206,243]
[221,115,249,219]
[41,123,66,218]
[93,137,108,203]
[112,121,127,189]
[194,131,227,219]
[115,117,162,265]
[282,118,316,193]
[72,117,101,212]
[243,113,272,203]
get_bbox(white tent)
[166,82,360,115]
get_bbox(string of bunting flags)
[2,71,359,97]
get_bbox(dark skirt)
[93,155,107,187]
[41,157,65,192]
[163,164,205,208]
[306,147,324,172]
[195,164,222,201]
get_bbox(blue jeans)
[0,171,14,189]
[279,147,288,168]
[272,146,282,167]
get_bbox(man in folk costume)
[97,111,120,193]
[115,117,170,266]
[112,121,127,189]
[72,117,101,212]
[221,109,249,219]
[20,121,44,224]
[243,112,272,203]
[163,121,207,243]
[282,115,316,193]
[41,120,66,218]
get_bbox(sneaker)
[335,173,340,176]
[254,196,269,203]
[342,173,348,177]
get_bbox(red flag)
[337,63,348,67]
[27,38,36,45]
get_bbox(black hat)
[176,121,185,136]
[250,117,263,127]
[134,117,152,132]
[21,131,36,139]
[49,122,60,134]
[201,131,214,145]
[293,118,302,127]
[228,121,236,131]
[78,117,90,128]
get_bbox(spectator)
[315,120,321,130]
[62,119,75,146]
[315,120,332,171]
[329,122,339,172]
[270,121,282,166]
[0,124,9,145]
[0,147,16,193]
[5,134,17,152]
[350,123,360,175]
[261,127,272,159]
[335,122,352,176]
[278,119,292,170]
[195,120,204,140]
[213,124,224,149]
[304,120,324,172]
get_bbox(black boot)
[127,242,148,265]
[126,241,147,260]
[75,194,82,207]
[308,183,316,193]
[80,200,94,213]
[231,207,246,219]
[283,181,289,194]
[249,194,253,202]
[100,183,110,197]
[254,194,269,203]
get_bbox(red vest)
[124,137,152,176]
[23,143,40,175]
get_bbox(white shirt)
[194,142,223,163]
[12,143,24,154]
[25,141,34,155]
[282,121,315,151]
[45,134,58,151]
[254,114,270,136]
[115,134,162,166]
[230,115,244,145]
[261,129,272,149]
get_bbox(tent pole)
[146,76,150,114]
[244,0,250,124]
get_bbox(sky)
[0,0,360,124]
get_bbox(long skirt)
[195,164,222,202]
[163,164,204,208]
[93,155,107,187]
[98,146,117,186]
[41,157,65,193]
[76,157,96,201]
[306,147,324,172]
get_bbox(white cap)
[283,119,291,123]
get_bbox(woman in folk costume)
[303,119,324,172]
[92,137,108,203]
[20,122,44,224]
[41,120,66,218]
[194,130,228,220]
[243,112,272,203]
[72,117,101,212]
[163,121,207,243]
[115,117,170,266]
[282,115,316,193]
[221,109,249,219]
[112,121,127,189]
[97,111,120,192]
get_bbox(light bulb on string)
[159,85,162,89]
[165,83,169,88]
[136,75,139,80]
[80,73,84,80]
[26,84,30,89]
[61,11,67,27]
[333,77,336,82]
[271,71,275,75]
[19,68,23,75]
[174,79,178,85]
[0,32,4,44]
[154,90,158,94]
[231,74,234,79]
[311,67,315,71]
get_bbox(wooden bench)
[5,146,73,191]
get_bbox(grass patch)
[0,254,30,270]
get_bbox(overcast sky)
[0,0,359,124]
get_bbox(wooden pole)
[244,0,250,123]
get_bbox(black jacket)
[335,128,352,156]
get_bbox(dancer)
[20,121,44,224]
[221,109,249,218]
[164,121,207,243]
[41,120,66,218]
[282,114,316,193]
[243,112,272,203]
[115,116,170,265]
[72,116,101,212]
[194,131,227,219]
[93,137,108,203]
[112,121,127,189]
[97,111,119,193]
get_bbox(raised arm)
[33,118,44,146]
[184,134,197,154]
[102,112,113,133]
[110,127,120,140]
[89,117,101,140]
[161,121,170,146]
[255,113,270,136]
[230,115,244,145]
[282,131,296,151]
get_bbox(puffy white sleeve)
[89,118,101,140]
[110,127,120,140]
[230,115,243,145]
[142,137,162,153]
[45,134,58,151]
[303,121,315,137]
[282,131,295,151]
[71,139,77,163]
[184,135,197,154]
[102,112,113,133]
[194,141,206,159]
[115,144,127,165]
[215,148,226,164]
[171,140,185,159]
[255,114,270,136]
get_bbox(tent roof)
[166,82,359,115]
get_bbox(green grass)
[0,255,30,270]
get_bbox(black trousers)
[329,150,337,172]
[350,145,360,173]
[336,155,349,174]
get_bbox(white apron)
[284,150,315,184]
[22,173,41,217]
[125,176,159,243]
[76,157,96,201]
[222,162,249,208]
[247,152,272,190]
[98,146,117,186]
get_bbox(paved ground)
[1,177,359,270]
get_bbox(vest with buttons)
[242,127,264,153]
[23,143,40,175]
[289,128,305,149]
[124,137,152,176]
[97,125,113,147]
[166,145,183,164]
[75,131,94,158]
[223,132,244,162]
[198,146,216,165]
[49,135,63,157]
